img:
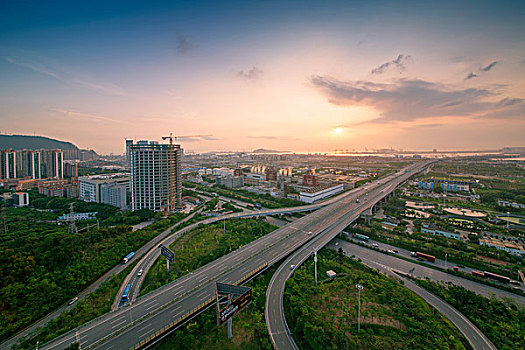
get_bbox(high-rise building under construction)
[129,140,181,212]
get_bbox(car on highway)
[308,231,312,235]
[372,243,379,248]
[68,297,78,306]
[391,249,398,253]
[387,249,397,254]
[290,264,296,270]
[457,265,465,268]
[137,269,143,276]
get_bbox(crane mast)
[161,133,211,212]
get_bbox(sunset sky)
[1,0,524,154]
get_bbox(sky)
[1,0,524,154]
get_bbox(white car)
[290,264,296,270]
[388,249,397,254]
[137,269,143,276]
[372,243,379,248]
[68,297,78,306]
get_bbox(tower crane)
[161,133,212,212]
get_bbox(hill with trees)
[0,134,78,150]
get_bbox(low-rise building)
[326,270,337,278]
[13,192,29,207]
[78,173,129,204]
[479,237,525,257]
[216,175,244,189]
[382,217,400,227]
[419,180,470,192]
[421,222,461,240]
[58,212,98,221]
[299,183,343,203]
[497,200,525,209]
[38,179,78,198]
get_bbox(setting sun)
[335,127,343,134]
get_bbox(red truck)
[415,252,436,262]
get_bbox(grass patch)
[152,267,276,350]
[285,249,471,350]
[414,278,525,350]
[140,218,277,296]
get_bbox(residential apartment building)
[130,140,181,212]
[101,182,128,210]
[78,173,129,206]
[0,149,63,179]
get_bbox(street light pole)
[443,182,448,206]
[314,250,318,285]
[445,253,447,269]
[355,284,364,333]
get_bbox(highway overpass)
[40,162,429,350]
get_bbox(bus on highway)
[415,252,436,262]
[121,284,131,302]
[353,233,370,241]
[122,252,135,264]
[484,271,510,284]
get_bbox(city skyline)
[1,0,524,154]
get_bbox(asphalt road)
[330,239,499,350]
[264,160,517,350]
[0,213,196,350]
[264,170,415,350]
[39,162,428,349]
[330,239,525,306]
[114,193,347,309]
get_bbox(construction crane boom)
[161,133,212,212]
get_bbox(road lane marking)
[142,298,158,308]
[111,319,127,329]
[136,323,152,333]
[145,302,159,311]
[110,315,126,324]
[139,328,155,339]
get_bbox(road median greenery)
[285,249,470,350]
[413,278,524,350]
[140,218,277,296]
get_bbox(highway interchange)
[265,162,432,349]
[40,162,427,349]
[328,239,499,350]
[12,159,517,350]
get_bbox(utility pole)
[314,250,318,284]
[445,253,448,269]
[227,293,232,339]
[355,284,364,333]
[507,211,510,230]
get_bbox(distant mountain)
[252,148,286,153]
[0,134,79,150]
